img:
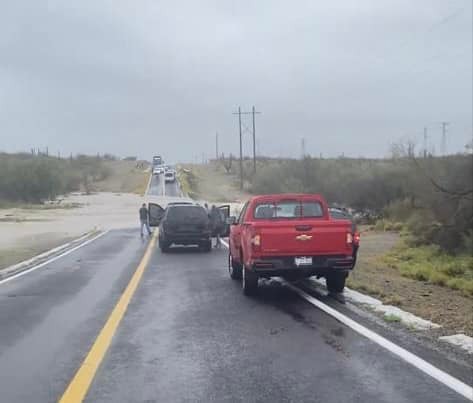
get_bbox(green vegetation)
[383,240,473,296]
[0,153,112,203]
[0,152,149,203]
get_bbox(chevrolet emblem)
[296,234,312,241]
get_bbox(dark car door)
[230,202,248,262]
[218,205,231,237]
[148,203,165,227]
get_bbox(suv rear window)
[166,206,208,223]
[254,200,323,219]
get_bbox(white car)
[164,171,176,183]
[153,165,165,175]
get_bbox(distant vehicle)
[164,171,176,183]
[329,207,360,267]
[329,207,356,232]
[148,204,212,252]
[167,201,195,206]
[152,155,162,166]
[154,164,165,175]
[228,194,357,295]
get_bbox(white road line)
[0,230,110,286]
[162,174,166,197]
[220,240,473,400]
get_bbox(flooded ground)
[0,192,144,269]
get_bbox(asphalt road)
[147,173,181,197]
[0,177,471,402]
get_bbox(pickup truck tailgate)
[255,220,352,255]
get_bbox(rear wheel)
[201,240,212,252]
[326,272,347,293]
[228,253,242,280]
[159,237,170,253]
[242,266,258,295]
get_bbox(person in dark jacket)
[139,203,152,237]
[209,205,224,248]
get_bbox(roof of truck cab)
[250,193,326,202]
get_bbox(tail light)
[251,234,261,251]
[346,232,353,245]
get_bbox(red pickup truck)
[228,194,359,295]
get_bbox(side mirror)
[226,216,237,225]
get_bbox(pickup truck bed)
[228,194,358,295]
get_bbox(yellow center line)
[58,231,158,403]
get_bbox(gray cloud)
[0,0,471,162]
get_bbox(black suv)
[153,204,212,252]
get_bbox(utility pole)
[441,121,449,155]
[233,106,261,188]
[215,132,219,161]
[301,138,306,159]
[233,107,244,189]
[423,127,428,158]
[252,106,256,173]
[238,107,243,189]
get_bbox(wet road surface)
[147,173,181,197]
[83,245,469,403]
[0,229,149,402]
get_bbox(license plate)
[295,256,312,266]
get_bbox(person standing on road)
[139,203,152,237]
[209,205,224,248]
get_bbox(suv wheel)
[159,238,170,253]
[228,253,242,280]
[326,272,347,293]
[201,240,212,252]
[242,266,258,295]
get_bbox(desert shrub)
[0,153,115,203]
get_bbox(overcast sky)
[0,0,471,162]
